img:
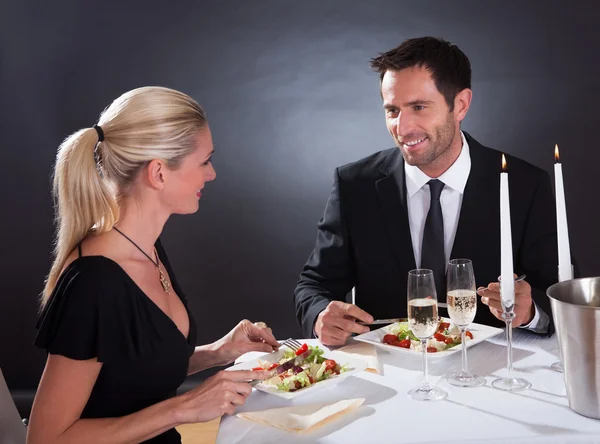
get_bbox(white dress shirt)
[403,132,548,332]
[405,132,470,268]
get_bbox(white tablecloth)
[217,330,600,443]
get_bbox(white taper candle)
[500,154,515,306]
[554,144,573,282]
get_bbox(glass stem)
[460,327,468,374]
[506,318,514,378]
[421,338,429,386]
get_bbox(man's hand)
[477,276,534,327]
[315,301,374,346]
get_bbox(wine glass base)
[492,377,531,392]
[551,361,563,373]
[447,372,486,388]
[408,385,448,401]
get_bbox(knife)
[357,317,408,326]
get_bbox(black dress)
[35,240,197,443]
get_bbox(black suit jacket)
[294,133,560,337]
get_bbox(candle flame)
[502,154,507,171]
[555,144,560,162]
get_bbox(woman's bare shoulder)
[61,231,124,273]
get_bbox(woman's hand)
[176,369,269,424]
[214,320,280,366]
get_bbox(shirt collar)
[404,131,471,197]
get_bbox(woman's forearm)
[188,340,229,375]
[28,396,183,444]
[187,320,278,375]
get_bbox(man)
[294,37,559,345]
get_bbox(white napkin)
[336,342,381,374]
[237,398,365,434]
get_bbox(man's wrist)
[312,309,326,338]
[524,302,536,325]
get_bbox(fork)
[279,338,302,352]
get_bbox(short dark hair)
[369,37,471,111]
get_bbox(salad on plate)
[382,320,473,353]
[251,343,349,392]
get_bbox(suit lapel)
[373,136,499,276]
[375,150,416,271]
[451,134,499,260]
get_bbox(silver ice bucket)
[547,277,600,419]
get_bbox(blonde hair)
[43,86,207,305]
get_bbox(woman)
[27,86,279,443]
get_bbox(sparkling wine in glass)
[446,259,485,387]
[407,269,448,401]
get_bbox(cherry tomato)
[324,359,337,372]
[383,334,399,345]
[427,346,437,353]
[295,343,308,355]
[466,331,473,340]
[439,322,450,330]
[398,339,411,348]
[444,337,455,345]
[434,332,447,342]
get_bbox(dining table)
[216,329,600,443]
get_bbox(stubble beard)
[398,117,457,169]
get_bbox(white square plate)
[227,347,368,400]
[353,318,503,360]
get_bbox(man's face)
[381,66,459,170]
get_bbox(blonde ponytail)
[42,86,206,305]
[43,128,119,303]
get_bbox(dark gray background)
[2,0,598,412]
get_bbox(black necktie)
[421,179,446,299]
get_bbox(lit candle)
[500,154,515,307]
[554,144,572,282]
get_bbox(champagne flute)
[446,259,485,387]
[407,269,448,401]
